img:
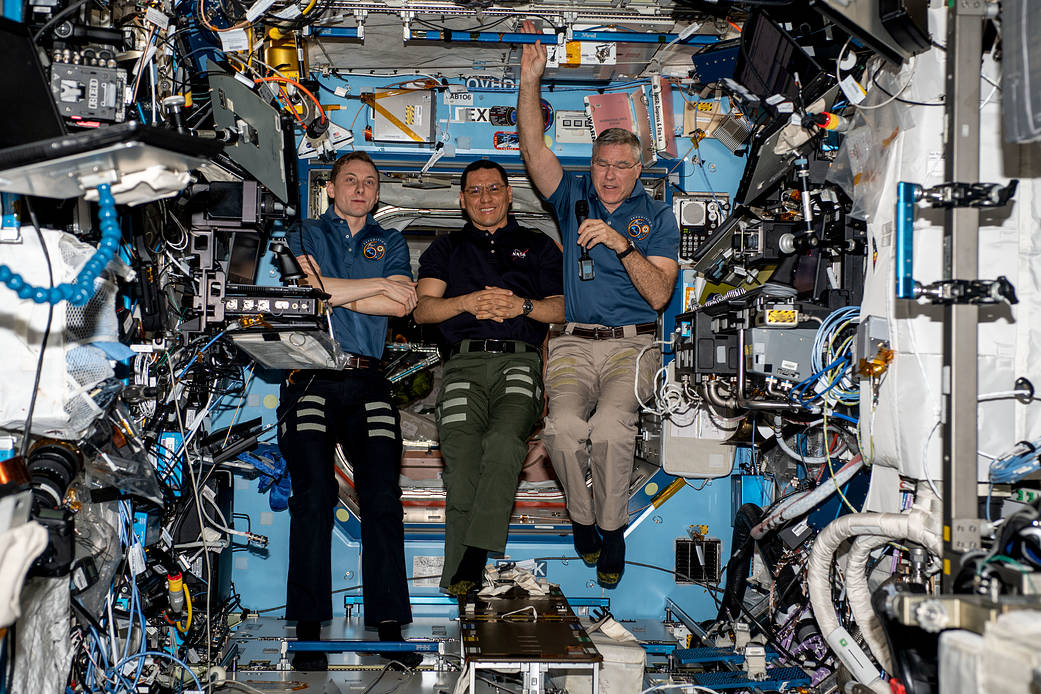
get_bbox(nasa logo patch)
[627,217,651,241]
[362,239,386,261]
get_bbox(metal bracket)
[917,179,1018,209]
[895,180,1019,301]
[399,10,414,43]
[1015,377,1035,404]
[915,276,1018,305]
[277,639,289,670]
[887,591,1041,634]
[353,9,367,40]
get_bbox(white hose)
[806,487,941,692]
[846,535,894,674]
[750,456,864,539]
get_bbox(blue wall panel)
[230,70,748,623]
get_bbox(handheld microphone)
[576,200,594,281]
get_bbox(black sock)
[377,620,403,642]
[296,620,321,641]
[572,521,602,564]
[596,526,626,586]
[377,620,423,669]
[450,545,488,588]
[292,620,327,671]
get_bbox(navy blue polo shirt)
[546,174,679,326]
[287,207,412,359]
[417,216,563,346]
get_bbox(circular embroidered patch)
[627,217,651,240]
[362,239,386,260]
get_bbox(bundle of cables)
[990,439,1041,485]
[790,306,860,411]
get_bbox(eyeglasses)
[592,158,639,171]
[463,183,507,197]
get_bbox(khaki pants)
[542,331,658,531]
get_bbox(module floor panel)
[226,616,458,693]
[224,615,665,692]
[459,588,601,664]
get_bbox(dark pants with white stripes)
[435,351,543,589]
[277,368,412,627]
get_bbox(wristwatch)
[616,238,637,260]
[522,298,534,316]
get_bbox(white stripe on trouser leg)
[368,429,396,439]
[441,413,467,425]
[367,415,396,426]
[504,386,533,397]
[442,397,467,410]
[299,395,326,406]
[365,401,392,411]
[444,382,470,392]
[295,405,324,432]
[505,373,534,385]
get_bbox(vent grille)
[675,538,721,584]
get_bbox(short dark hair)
[460,159,509,190]
[330,151,379,184]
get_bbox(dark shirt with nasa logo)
[418,216,563,347]
[288,207,412,359]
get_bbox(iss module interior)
[0,0,1040,692]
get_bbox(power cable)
[18,199,55,459]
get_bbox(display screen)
[733,12,824,106]
[0,17,66,150]
[227,234,262,285]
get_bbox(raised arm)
[517,19,563,198]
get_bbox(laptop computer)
[719,12,836,207]
[0,17,222,201]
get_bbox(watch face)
[523,299,534,315]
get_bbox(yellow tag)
[565,42,582,65]
[765,309,798,326]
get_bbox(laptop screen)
[0,17,66,150]
[733,12,825,108]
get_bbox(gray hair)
[592,128,642,163]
